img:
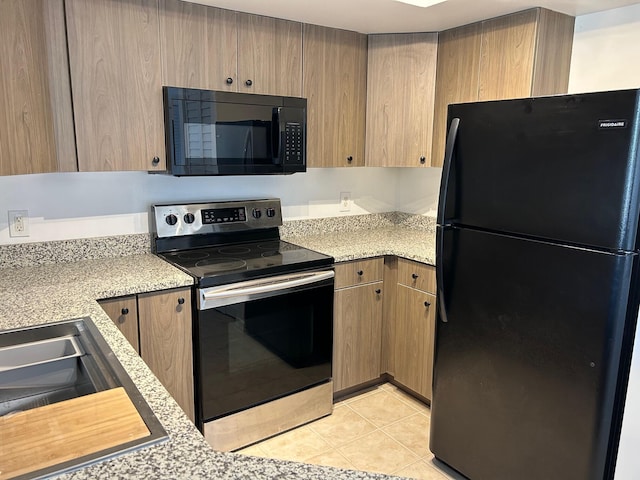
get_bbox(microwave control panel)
[284,123,304,165]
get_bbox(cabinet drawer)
[334,258,384,289]
[397,258,436,293]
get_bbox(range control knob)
[184,213,195,224]
[266,207,276,218]
[252,208,262,219]
[165,214,178,226]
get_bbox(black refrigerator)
[430,89,640,480]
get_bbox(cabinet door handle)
[178,297,185,305]
[245,79,253,87]
[412,273,419,279]
[375,289,381,294]
[226,77,233,85]
[357,270,364,276]
[419,156,426,164]
[347,155,353,163]
[151,156,160,166]
[121,307,129,315]
[424,301,431,308]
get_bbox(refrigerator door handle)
[436,225,449,323]
[437,117,461,226]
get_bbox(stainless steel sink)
[0,317,168,479]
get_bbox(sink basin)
[0,317,168,479]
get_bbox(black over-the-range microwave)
[162,86,307,176]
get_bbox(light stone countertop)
[282,226,436,265]
[0,253,403,480]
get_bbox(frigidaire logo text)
[599,119,627,129]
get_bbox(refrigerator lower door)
[431,226,636,480]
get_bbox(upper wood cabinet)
[0,0,76,176]
[431,8,574,166]
[303,24,367,168]
[365,33,438,167]
[159,0,237,91]
[237,13,302,96]
[66,0,166,172]
[160,2,301,96]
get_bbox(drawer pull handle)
[424,301,431,308]
[178,297,185,305]
[357,270,364,276]
[375,289,381,294]
[121,307,129,315]
[412,273,419,279]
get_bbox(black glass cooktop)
[159,240,333,287]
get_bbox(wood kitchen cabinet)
[65,0,166,172]
[0,0,76,175]
[365,33,438,167]
[98,295,140,353]
[392,258,436,401]
[303,24,367,167]
[333,258,384,393]
[159,0,237,91]
[99,287,194,421]
[431,8,574,166]
[160,2,301,96]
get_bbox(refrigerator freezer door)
[431,226,636,480]
[441,89,640,251]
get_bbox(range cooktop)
[152,199,333,287]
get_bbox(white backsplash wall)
[0,167,400,244]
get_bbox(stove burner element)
[195,258,247,272]
[177,251,210,261]
[257,241,281,250]
[218,246,252,255]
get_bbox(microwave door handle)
[272,107,282,164]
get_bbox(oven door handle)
[200,270,334,308]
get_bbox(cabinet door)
[99,296,140,353]
[303,24,367,168]
[0,0,75,175]
[237,13,302,96]
[66,0,165,172]
[394,285,435,400]
[477,9,538,102]
[366,33,437,167]
[431,23,482,168]
[159,1,237,91]
[138,288,194,421]
[333,282,383,392]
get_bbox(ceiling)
[185,0,640,33]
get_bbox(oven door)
[195,270,334,426]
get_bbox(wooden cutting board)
[0,387,150,479]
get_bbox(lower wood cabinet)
[333,258,384,393]
[394,284,436,400]
[99,287,194,421]
[393,259,437,401]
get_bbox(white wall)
[0,167,399,244]
[567,4,640,479]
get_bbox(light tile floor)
[236,383,466,479]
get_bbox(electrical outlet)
[339,192,351,212]
[8,210,29,237]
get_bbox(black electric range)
[151,199,335,438]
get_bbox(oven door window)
[169,99,282,175]
[196,282,333,423]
